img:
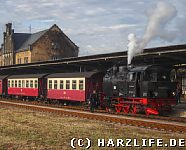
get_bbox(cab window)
[128,72,136,81]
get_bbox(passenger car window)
[72,80,76,90]
[11,80,14,87]
[60,80,63,89]
[30,80,33,88]
[15,80,17,87]
[66,80,70,89]
[49,80,52,89]
[35,80,38,88]
[54,80,58,89]
[26,80,29,88]
[79,80,84,90]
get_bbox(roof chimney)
[6,23,12,35]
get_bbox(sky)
[0,0,186,56]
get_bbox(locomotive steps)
[0,100,186,133]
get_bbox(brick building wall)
[15,50,31,64]
[31,25,78,62]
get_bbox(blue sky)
[0,0,186,56]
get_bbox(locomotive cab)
[127,65,176,99]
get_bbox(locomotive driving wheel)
[123,105,130,113]
[115,105,122,113]
[132,105,137,114]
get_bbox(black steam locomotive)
[102,65,177,115]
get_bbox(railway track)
[0,98,186,124]
[0,100,186,133]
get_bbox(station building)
[0,23,79,66]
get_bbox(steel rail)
[0,99,185,123]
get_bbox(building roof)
[15,30,48,51]
[14,33,31,50]
[13,24,78,52]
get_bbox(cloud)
[0,0,186,56]
[97,24,137,31]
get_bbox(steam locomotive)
[0,64,177,115]
[102,65,177,115]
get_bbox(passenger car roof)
[0,75,9,79]
[8,74,47,79]
[46,72,98,78]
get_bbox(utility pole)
[29,24,32,33]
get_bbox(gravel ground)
[0,106,185,150]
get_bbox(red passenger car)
[46,72,103,102]
[7,74,46,98]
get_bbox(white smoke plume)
[127,33,139,65]
[127,1,177,65]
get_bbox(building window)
[54,80,58,89]
[60,80,63,89]
[66,80,70,89]
[52,57,58,60]
[72,80,76,90]
[49,80,52,89]
[79,80,84,90]
[17,58,22,64]
[24,57,28,63]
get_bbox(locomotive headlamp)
[162,75,166,79]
